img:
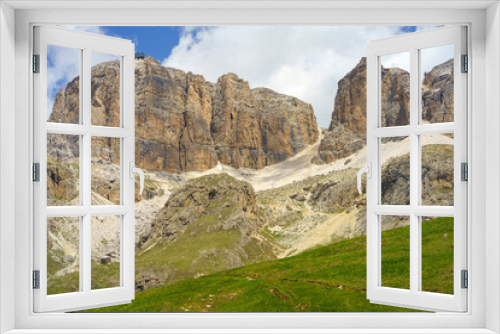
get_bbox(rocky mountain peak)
[313,57,453,164]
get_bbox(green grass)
[47,251,79,295]
[77,217,454,313]
[421,217,454,294]
[133,196,274,284]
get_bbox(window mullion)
[409,47,420,294]
[81,47,92,294]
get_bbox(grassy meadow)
[74,217,453,312]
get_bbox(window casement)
[33,26,139,312]
[363,26,468,312]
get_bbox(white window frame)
[366,26,467,312]
[33,26,136,313]
[1,1,498,333]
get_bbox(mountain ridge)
[313,56,453,164]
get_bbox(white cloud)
[381,52,411,72]
[421,43,454,76]
[163,26,445,128]
[46,44,81,120]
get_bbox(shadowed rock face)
[313,57,453,164]
[49,57,319,173]
[421,59,454,123]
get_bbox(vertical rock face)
[329,58,369,135]
[311,58,372,164]
[133,61,217,173]
[254,87,319,161]
[380,67,410,128]
[50,77,80,124]
[211,74,265,169]
[421,59,454,123]
[313,57,453,164]
[91,60,121,127]
[49,57,319,173]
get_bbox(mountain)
[45,56,454,299]
[49,57,319,173]
[313,57,453,164]
[47,173,276,292]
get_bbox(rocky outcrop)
[212,83,318,169]
[307,177,361,213]
[354,144,453,236]
[422,59,454,123]
[312,58,371,164]
[46,134,80,206]
[381,144,453,206]
[381,66,410,128]
[313,57,453,164]
[135,173,274,290]
[149,173,258,243]
[49,57,318,173]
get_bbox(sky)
[48,26,452,128]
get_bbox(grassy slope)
[80,217,453,312]
[133,179,275,285]
[48,186,275,295]
[48,261,121,295]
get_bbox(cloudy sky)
[48,26,452,127]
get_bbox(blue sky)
[49,26,450,127]
[100,26,183,61]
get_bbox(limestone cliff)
[313,57,453,164]
[49,57,319,173]
[422,59,454,123]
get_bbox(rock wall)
[49,57,319,173]
[422,59,454,123]
[313,57,453,164]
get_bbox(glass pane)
[47,216,80,295]
[421,216,454,295]
[380,52,410,127]
[421,134,454,206]
[91,215,121,290]
[91,52,121,127]
[91,137,121,205]
[421,44,454,124]
[47,134,80,206]
[381,136,410,205]
[381,215,410,289]
[47,44,81,124]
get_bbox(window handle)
[357,162,372,194]
[129,161,145,195]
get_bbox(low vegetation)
[79,217,453,312]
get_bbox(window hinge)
[461,270,468,289]
[33,54,40,73]
[461,54,468,73]
[33,163,40,182]
[33,270,40,289]
[461,162,468,181]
